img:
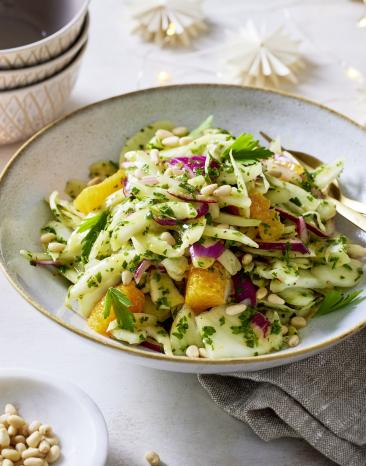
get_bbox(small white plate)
[0,369,108,466]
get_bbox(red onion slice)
[297,216,309,244]
[251,312,270,337]
[153,202,209,226]
[276,208,328,238]
[134,260,153,284]
[223,205,240,216]
[190,241,225,259]
[169,156,219,174]
[232,272,257,306]
[30,260,61,267]
[257,241,310,254]
[141,340,163,353]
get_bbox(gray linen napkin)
[198,329,366,466]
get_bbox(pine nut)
[162,136,179,147]
[281,325,288,335]
[0,415,8,425]
[156,129,173,140]
[242,254,252,266]
[15,443,26,454]
[7,425,16,436]
[256,287,268,300]
[290,316,307,329]
[121,270,133,286]
[47,242,65,253]
[172,126,188,137]
[144,450,160,465]
[38,426,52,437]
[14,436,26,445]
[150,149,160,164]
[2,459,14,466]
[19,425,29,437]
[7,416,24,430]
[28,422,41,435]
[198,348,208,358]
[0,428,10,448]
[4,405,17,416]
[288,335,300,347]
[2,449,20,461]
[26,432,42,448]
[179,136,193,145]
[213,185,232,197]
[267,294,285,305]
[24,459,44,466]
[45,445,61,464]
[44,437,58,447]
[38,440,50,455]
[40,233,56,244]
[185,345,199,358]
[22,448,42,459]
[226,303,247,316]
[87,176,102,187]
[160,232,176,246]
[200,184,217,196]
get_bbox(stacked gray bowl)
[0,0,90,144]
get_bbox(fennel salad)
[21,117,366,359]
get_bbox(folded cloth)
[198,329,366,466]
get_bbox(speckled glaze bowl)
[0,13,89,90]
[0,85,365,373]
[0,0,90,69]
[0,44,86,144]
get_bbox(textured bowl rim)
[0,84,365,367]
[0,367,109,465]
[0,40,87,96]
[0,0,90,55]
[0,13,89,79]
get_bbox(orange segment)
[88,282,145,335]
[185,262,229,314]
[74,169,125,214]
[250,192,284,241]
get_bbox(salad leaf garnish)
[78,211,108,261]
[224,133,273,161]
[315,289,365,317]
[103,287,134,331]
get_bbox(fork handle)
[333,198,366,232]
[340,197,366,216]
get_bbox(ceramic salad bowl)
[0,85,365,373]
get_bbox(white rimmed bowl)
[0,13,89,90]
[0,0,90,69]
[0,368,108,466]
[0,85,365,373]
[0,43,86,145]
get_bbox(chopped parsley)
[224,133,273,162]
[78,211,108,262]
[103,287,134,331]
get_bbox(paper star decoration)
[130,0,207,47]
[223,21,305,87]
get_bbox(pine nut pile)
[0,404,61,466]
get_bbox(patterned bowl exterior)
[0,44,86,145]
[0,2,89,69]
[0,14,89,91]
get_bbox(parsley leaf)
[78,211,108,261]
[103,287,134,331]
[315,289,365,317]
[224,133,273,162]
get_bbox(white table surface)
[1,1,366,464]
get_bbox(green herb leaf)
[224,133,273,162]
[103,287,134,331]
[315,289,365,317]
[78,211,108,261]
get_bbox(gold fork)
[260,131,366,233]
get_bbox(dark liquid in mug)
[0,16,47,49]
